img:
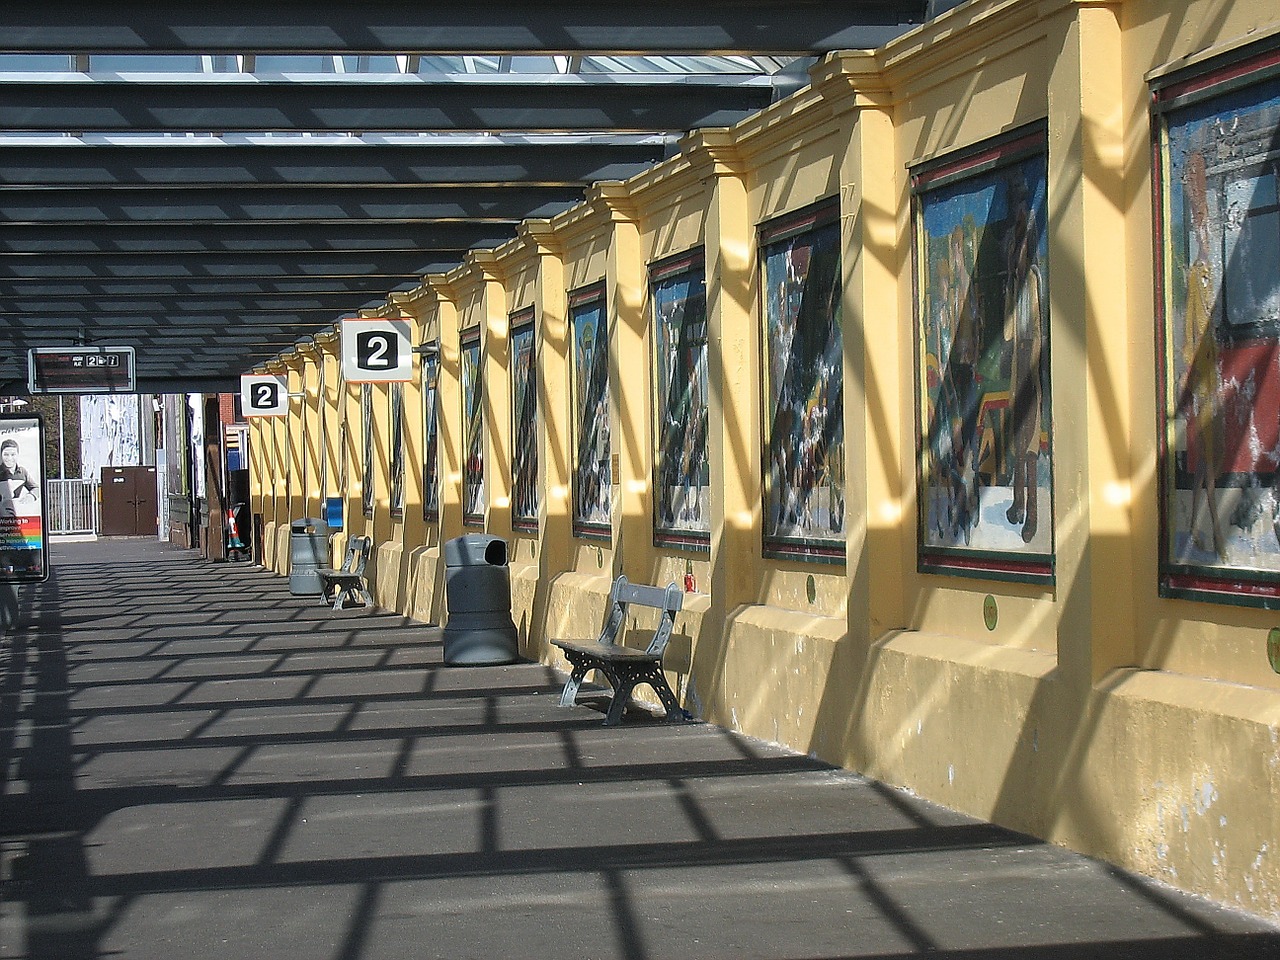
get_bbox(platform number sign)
[342,317,413,383]
[240,374,289,417]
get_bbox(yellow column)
[283,352,307,530]
[1049,0,1132,685]
[591,182,646,579]
[684,132,760,724]
[471,251,512,537]
[431,277,465,550]
[297,342,323,519]
[522,221,571,637]
[814,57,905,639]
[689,133,763,606]
[262,359,290,572]
[315,330,342,532]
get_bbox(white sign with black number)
[240,374,289,417]
[341,317,413,383]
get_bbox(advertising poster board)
[0,414,49,583]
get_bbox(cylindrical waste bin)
[289,518,330,596]
[442,534,519,665]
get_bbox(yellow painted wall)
[244,0,1280,919]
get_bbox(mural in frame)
[421,343,440,523]
[388,381,405,520]
[760,200,845,563]
[912,124,1054,583]
[651,249,710,550]
[461,328,485,526]
[360,383,374,519]
[571,283,611,539]
[1154,42,1280,608]
[510,310,539,531]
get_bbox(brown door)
[100,466,159,537]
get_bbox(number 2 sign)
[240,374,289,417]
[342,318,413,383]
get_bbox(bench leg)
[558,651,593,707]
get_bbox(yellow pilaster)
[591,182,646,579]
[431,277,465,552]
[1050,0,1133,685]
[471,250,512,536]
[297,342,323,519]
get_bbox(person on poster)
[0,438,39,518]
[1003,180,1045,544]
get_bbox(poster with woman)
[912,126,1053,583]
[652,250,710,548]
[1155,47,1280,607]
[760,201,845,563]
[510,313,539,530]
[461,330,485,524]
[571,285,611,537]
[0,415,48,582]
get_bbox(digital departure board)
[28,347,136,394]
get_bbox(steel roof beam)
[0,2,924,55]
[0,185,582,225]
[0,141,668,188]
[0,75,773,133]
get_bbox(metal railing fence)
[46,478,100,536]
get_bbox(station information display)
[28,347,136,394]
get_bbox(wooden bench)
[316,535,373,611]
[552,576,686,726]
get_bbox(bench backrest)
[341,536,372,575]
[598,575,683,656]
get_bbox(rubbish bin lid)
[444,533,507,567]
[291,517,329,534]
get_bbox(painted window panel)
[461,330,485,525]
[510,313,539,530]
[651,251,710,549]
[571,285,611,538]
[388,381,404,520]
[912,127,1054,583]
[760,202,845,563]
[361,383,373,519]
[421,346,440,522]
[1155,44,1280,607]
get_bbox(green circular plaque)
[806,575,817,604]
[1268,628,1280,674]
[983,595,998,632]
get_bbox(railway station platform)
[1,539,1278,960]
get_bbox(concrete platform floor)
[1,538,1278,960]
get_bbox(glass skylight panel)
[89,55,203,73]
[253,55,336,74]
[0,54,72,71]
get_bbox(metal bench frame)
[316,535,373,611]
[552,575,685,726]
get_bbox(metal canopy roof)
[0,2,935,394]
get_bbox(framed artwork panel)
[651,249,710,550]
[461,328,485,526]
[1154,42,1280,607]
[912,124,1054,583]
[510,310,539,531]
[421,344,440,522]
[760,200,845,563]
[570,283,611,539]
[361,383,373,519]
[388,381,404,520]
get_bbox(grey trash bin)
[442,534,519,665]
[289,518,330,596]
